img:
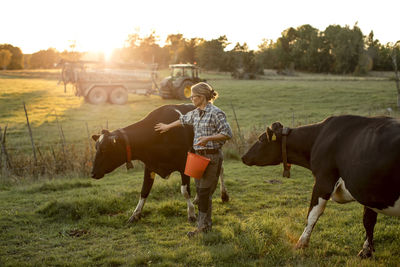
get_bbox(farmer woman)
[154,82,232,237]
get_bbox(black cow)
[91,104,229,223]
[242,115,400,258]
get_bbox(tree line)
[1,24,399,76]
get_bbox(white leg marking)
[371,196,400,216]
[128,197,146,222]
[331,178,355,203]
[357,239,374,258]
[181,185,196,220]
[296,197,328,248]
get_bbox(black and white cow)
[242,115,400,258]
[91,104,229,223]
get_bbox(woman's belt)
[195,149,220,155]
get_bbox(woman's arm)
[196,133,230,147]
[154,120,182,133]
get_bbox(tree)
[165,34,185,63]
[196,36,229,70]
[0,49,12,70]
[323,24,365,74]
[0,44,23,69]
[256,39,278,69]
[390,41,400,109]
[29,48,59,69]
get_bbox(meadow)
[0,70,399,266]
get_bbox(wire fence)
[1,102,399,181]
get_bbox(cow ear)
[271,122,283,134]
[101,129,110,135]
[92,134,100,141]
[270,122,283,140]
[266,127,274,142]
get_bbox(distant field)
[0,69,399,266]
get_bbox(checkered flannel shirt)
[180,103,233,151]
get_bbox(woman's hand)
[154,123,170,133]
[195,136,210,147]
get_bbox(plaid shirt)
[180,103,233,150]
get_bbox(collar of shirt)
[197,103,211,116]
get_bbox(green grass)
[0,69,400,266]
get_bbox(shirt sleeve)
[215,111,233,139]
[179,110,194,125]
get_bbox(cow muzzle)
[241,155,253,166]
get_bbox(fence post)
[0,126,5,178]
[85,122,93,161]
[0,125,10,178]
[230,101,244,153]
[55,110,66,163]
[23,102,38,178]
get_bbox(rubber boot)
[205,198,213,231]
[187,211,208,238]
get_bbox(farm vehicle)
[159,64,206,100]
[58,61,205,104]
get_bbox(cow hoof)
[127,214,141,223]
[221,192,229,202]
[188,216,196,223]
[357,248,373,259]
[295,241,308,249]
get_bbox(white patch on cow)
[296,197,328,248]
[331,178,355,203]
[371,196,400,217]
[181,185,196,220]
[98,134,104,143]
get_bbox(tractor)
[159,64,206,100]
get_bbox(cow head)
[241,122,284,166]
[91,130,126,179]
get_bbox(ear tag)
[272,134,277,141]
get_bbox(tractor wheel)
[159,84,175,99]
[87,87,107,104]
[176,80,193,100]
[109,87,128,105]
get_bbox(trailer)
[58,60,159,105]
[58,61,206,104]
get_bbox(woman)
[154,82,232,237]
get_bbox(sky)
[2,0,399,56]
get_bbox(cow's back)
[127,104,196,177]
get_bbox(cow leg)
[296,177,335,249]
[181,174,196,222]
[219,166,229,202]
[128,167,155,223]
[357,207,377,258]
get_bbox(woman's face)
[190,93,207,107]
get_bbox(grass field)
[0,70,399,266]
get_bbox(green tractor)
[159,64,206,100]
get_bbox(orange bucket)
[184,152,210,179]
